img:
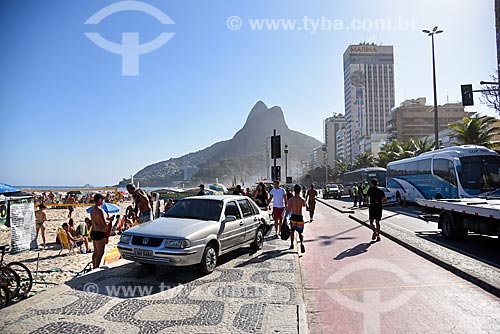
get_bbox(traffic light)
[271,135,281,159]
[461,84,474,106]
[271,166,281,181]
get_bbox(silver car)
[117,195,271,274]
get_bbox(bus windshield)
[458,156,500,193]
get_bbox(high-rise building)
[496,0,500,77]
[324,114,345,169]
[387,98,472,143]
[343,43,395,163]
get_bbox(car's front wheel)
[199,243,218,275]
[250,228,264,252]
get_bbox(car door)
[237,199,260,242]
[221,201,245,250]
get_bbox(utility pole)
[423,26,444,150]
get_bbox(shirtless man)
[90,194,110,269]
[126,184,152,224]
[285,184,306,253]
[35,204,48,248]
[305,184,318,222]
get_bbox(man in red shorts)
[268,180,287,239]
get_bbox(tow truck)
[416,197,500,241]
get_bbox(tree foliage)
[448,116,500,148]
[353,152,376,169]
[480,74,500,115]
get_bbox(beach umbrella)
[0,184,19,194]
[86,202,120,214]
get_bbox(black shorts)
[369,205,383,221]
[91,230,106,241]
[68,206,74,212]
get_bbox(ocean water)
[14,186,171,193]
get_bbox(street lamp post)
[423,26,444,150]
[284,144,289,183]
[322,145,328,185]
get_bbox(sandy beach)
[0,201,132,294]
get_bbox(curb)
[317,199,354,214]
[317,199,500,298]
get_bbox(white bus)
[386,145,500,203]
[342,167,387,196]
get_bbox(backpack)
[281,222,290,240]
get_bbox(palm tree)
[353,152,376,169]
[448,116,500,148]
[410,137,435,155]
[377,140,415,167]
[332,159,349,180]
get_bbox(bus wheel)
[435,193,443,199]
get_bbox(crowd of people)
[33,184,156,270]
[34,180,377,268]
[34,191,129,207]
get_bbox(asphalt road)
[301,202,500,334]
[322,196,500,269]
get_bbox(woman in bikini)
[35,204,48,248]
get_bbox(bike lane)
[300,203,500,334]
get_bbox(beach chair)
[57,228,75,255]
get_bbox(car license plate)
[134,249,153,257]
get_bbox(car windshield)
[459,156,500,193]
[163,199,223,221]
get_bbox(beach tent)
[209,183,228,194]
[0,183,20,194]
[86,202,120,214]
[155,188,200,201]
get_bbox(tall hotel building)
[343,44,395,163]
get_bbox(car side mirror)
[223,215,237,223]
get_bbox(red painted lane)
[300,203,500,334]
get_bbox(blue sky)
[0,0,497,186]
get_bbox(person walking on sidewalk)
[362,181,370,207]
[365,179,386,241]
[285,184,306,253]
[268,180,287,239]
[352,184,358,207]
[305,184,318,222]
[357,182,364,207]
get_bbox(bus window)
[459,155,500,191]
[417,159,431,174]
[434,159,456,186]
[405,162,417,175]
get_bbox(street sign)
[271,166,281,181]
[271,135,281,159]
[461,84,474,106]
